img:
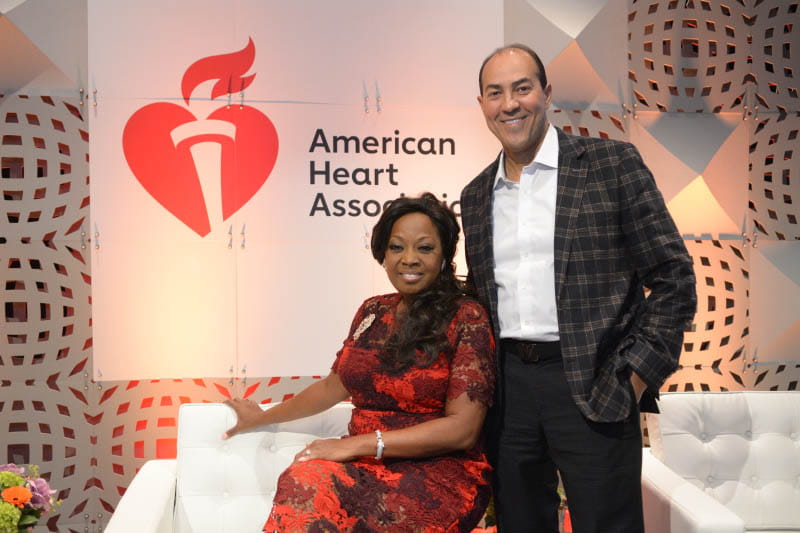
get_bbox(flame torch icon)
[122,38,279,237]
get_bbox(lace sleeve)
[446,300,496,406]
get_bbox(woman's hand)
[293,437,358,464]
[221,374,348,440]
[222,398,266,439]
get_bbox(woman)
[224,192,495,532]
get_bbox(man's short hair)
[478,43,548,94]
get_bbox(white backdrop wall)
[1,0,798,530]
[88,0,502,380]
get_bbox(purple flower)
[26,477,55,512]
[0,464,24,475]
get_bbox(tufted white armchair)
[105,401,353,533]
[642,391,800,532]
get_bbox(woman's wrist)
[344,432,385,460]
[375,430,385,460]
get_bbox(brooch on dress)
[352,313,376,341]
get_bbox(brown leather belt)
[501,339,561,363]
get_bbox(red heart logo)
[123,103,278,236]
[121,39,278,237]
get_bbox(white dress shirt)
[492,124,560,341]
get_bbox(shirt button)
[707,475,714,483]
[269,444,277,452]
[745,430,752,438]
[700,433,707,441]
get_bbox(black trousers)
[491,343,644,533]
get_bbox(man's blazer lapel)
[554,130,588,302]
[470,156,501,329]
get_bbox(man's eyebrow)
[510,77,535,88]
[483,77,535,92]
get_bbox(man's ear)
[544,84,552,106]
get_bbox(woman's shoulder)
[345,293,399,342]
[359,293,401,313]
[452,296,490,323]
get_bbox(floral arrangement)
[0,464,57,533]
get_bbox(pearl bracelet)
[375,429,385,460]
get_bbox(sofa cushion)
[647,392,800,530]
[174,402,352,533]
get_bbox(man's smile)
[500,116,527,126]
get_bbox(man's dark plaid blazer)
[460,128,697,423]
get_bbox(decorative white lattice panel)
[0,380,101,532]
[1,94,89,242]
[628,0,751,113]
[749,112,800,240]
[1,242,91,382]
[664,239,751,392]
[749,2,799,113]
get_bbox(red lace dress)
[263,293,496,532]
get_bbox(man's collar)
[493,153,512,190]
[536,124,559,168]
[493,124,558,189]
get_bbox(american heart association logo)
[122,38,278,237]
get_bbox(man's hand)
[630,371,647,403]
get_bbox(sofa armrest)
[642,449,744,533]
[105,459,177,533]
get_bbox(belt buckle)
[519,342,539,363]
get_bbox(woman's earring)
[440,260,446,272]
[382,260,387,269]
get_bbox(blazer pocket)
[588,356,635,422]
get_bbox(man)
[460,44,697,532]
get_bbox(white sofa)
[643,391,800,532]
[105,402,353,533]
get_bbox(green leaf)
[17,513,39,526]
[20,509,41,520]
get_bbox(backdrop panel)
[88,0,502,379]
